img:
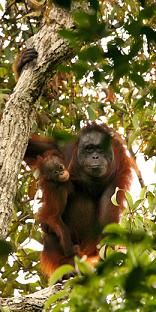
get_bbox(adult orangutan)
[25,123,135,276]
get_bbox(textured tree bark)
[0,3,88,238]
[0,283,67,311]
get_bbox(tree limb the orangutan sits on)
[14,48,136,277]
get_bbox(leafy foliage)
[45,187,156,311]
[0,0,155,304]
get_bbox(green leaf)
[104,223,126,236]
[0,3,4,11]
[0,89,11,94]
[139,187,147,200]
[78,46,104,63]
[132,114,139,129]
[141,26,156,42]
[125,191,134,209]
[87,106,97,120]
[130,73,145,87]
[97,252,127,274]
[135,98,146,109]
[133,199,142,210]
[75,256,95,275]
[53,0,71,9]
[0,67,7,78]
[125,265,145,294]
[71,62,90,80]
[140,5,156,19]
[0,240,12,256]
[59,29,79,48]
[44,289,67,310]
[93,70,104,84]
[73,11,96,29]
[111,187,120,206]
[89,0,99,11]
[125,19,141,37]
[49,265,74,286]
[128,130,139,147]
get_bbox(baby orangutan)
[36,150,74,257]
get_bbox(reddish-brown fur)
[25,123,136,277]
[35,150,74,259]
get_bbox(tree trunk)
[0,3,87,238]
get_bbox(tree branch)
[0,282,66,311]
[0,3,87,238]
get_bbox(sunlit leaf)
[111,187,120,206]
